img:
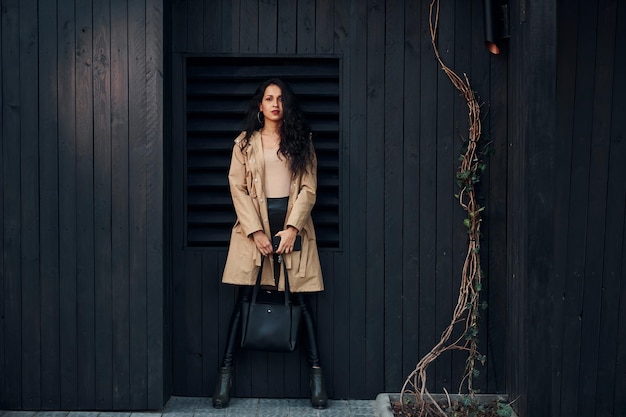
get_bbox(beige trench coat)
[221,131,324,292]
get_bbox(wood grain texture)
[1,0,625,414]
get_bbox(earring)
[257,111,264,124]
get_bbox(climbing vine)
[399,1,489,416]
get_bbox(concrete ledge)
[375,393,395,417]
[375,393,516,417]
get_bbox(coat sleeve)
[286,150,317,232]
[228,138,264,237]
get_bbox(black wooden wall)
[167,0,509,401]
[0,0,165,410]
[506,1,626,416]
[2,0,625,415]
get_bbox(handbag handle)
[250,255,292,306]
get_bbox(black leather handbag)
[240,255,302,352]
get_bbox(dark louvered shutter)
[185,57,341,248]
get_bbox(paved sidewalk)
[0,396,379,417]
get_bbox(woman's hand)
[274,226,298,254]
[252,230,273,256]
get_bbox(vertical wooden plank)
[401,0,421,393]
[434,0,455,392]
[185,251,203,395]
[111,0,131,408]
[20,0,42,409]
[171,248,189,395]
[315,0,333,54]
[221,0,239,53]
[328,2,348,394]
[332,0,349,54]
[233,344,253,398]
[267,354,286,398]
[57,0,79,408]
[258,0,277,53]
[485,65,509,392]
[418,0,438,393]
[0,0,6,408]
[595,112,625,410]
[203,0,222,52]
[239,0,258,53]
[170,53,187,395]
[599,3,626,416]
[524,0,557,415]
[552,1,579,413]
[577,0,616,415]
[297,0,315,53]
[283,345,302,398]
[383,0,404,393]
[615,228,626,415]
[315,252,334,396]
[327,0,350,399]
[560,1,597,415]
[257,357,279,398]
[93,0,114,409]
[38,0,61,409]
[249,349,270,398]
[339,0,367,399]
[505,0,527,410]
[277,0,296,53]
[1,0,23,409]
[187,0,204,52]
[201,253,220,395]
[350,1,385,398]
[128,0,149,408]
[75,0,97,407]
[171,0,188,53]
[450,0,472,388]
[216,253,237,394]
[146,0,165,407]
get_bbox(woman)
[213,79,327,409]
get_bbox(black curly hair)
[241,78,314,176]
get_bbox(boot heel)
[212,366,232,408]
[310,367,328,409]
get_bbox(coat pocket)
[289,231,309,279]
[230,225,257,275]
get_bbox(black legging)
[220,197,321,368]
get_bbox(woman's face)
[259,84,284,124]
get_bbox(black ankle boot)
[212,366,232,408]
[310,367,328,409]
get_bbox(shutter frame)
[185,56,341,248]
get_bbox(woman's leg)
[265,198,327,408]
[295,293,320,366]
[220,286,252,367]
[213,286,252,408]
[295,293,328,409]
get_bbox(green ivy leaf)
[497,403,513,417]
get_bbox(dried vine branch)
[399,1,486,415]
